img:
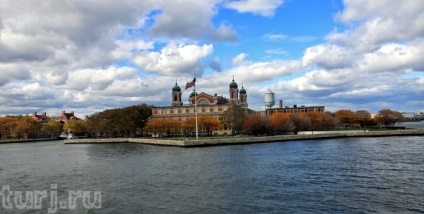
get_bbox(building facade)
[152,78,249,121]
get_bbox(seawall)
[64,129,424,147]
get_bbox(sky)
[1,0,423,117]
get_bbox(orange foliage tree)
[145,118,181,137]
[375,109,404,127]
[199,116,222,136]
[242,115,271,136]
[335,109,359,129]
[269,113,294,134]
[182,117,197,136]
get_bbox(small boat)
[67,133,79,139]
[59,133,68,139]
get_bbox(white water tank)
[265,89,275,108]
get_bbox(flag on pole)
[185,77,196,89]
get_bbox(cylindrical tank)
[265,89,275,108]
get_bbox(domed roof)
[172,82,181,92]
[229,78,238,89]
[240,85,246,94]
[189,90,198,97]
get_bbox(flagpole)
[195,81,198,140]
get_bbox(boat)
[67,133,79,139]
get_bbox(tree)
[355,110,376,128]
[42,120,61,138]
[63,120,86,135]
[335,109,358,129]
[145,118,165,137]
[375,109,404,127]
[269,113,294,134]
[199,116,222,136]
[182,117,197,136]
[221,104,247,131]
[242,115,271,136]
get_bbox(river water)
[0,135,423,213]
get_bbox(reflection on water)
[0,136,423,213]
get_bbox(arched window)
[197,99,209,105]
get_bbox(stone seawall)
[64,129,424,147]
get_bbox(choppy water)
[0,136,423,213]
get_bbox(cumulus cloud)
[133,42,213,76]
[149,0,238,41]
[330,0,424,50]
[224,0,284,17]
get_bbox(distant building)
[265,99,325,115]
[31,112,49,122]
[56,111,80,125]
[152,78,252,123]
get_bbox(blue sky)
[0,0,423,117]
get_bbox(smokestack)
[279,100,283,108]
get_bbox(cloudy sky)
[1,0,423,117]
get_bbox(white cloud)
[133,42,214,76]
[232,53,249,65]
[149,0,238,41]
[224,0,284,17]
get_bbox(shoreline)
[64,129,424,147]
[0,138,60,144]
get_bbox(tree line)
[0,104,153,139]
[0,104,404,140]
[241,109,404,136]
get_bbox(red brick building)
[152,78,250,122]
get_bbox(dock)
[64,129,424,147]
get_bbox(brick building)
[152,78,251,122]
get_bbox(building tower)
[171,81,183,106]
[239,84,247,108]
[229,77,239,104]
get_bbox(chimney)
[70,111,75,115]
[61,111,65,116]
[279,100,283,109]
[42,112,47,117]
[33,112,37,116]
[294,105,297,108]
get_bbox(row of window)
[154,106,229,115]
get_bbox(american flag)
[185,77,196,89]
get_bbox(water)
[0,136,423,213]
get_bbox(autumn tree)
[182,117,197,136]
[355,110,376,128]
[335,109,359,129]
[290,114,313,131]
[221,104,247,131]
[145,118,165,137]
[375,109,404,127]
[242,115,271,136]
[269,113,294,134]
[42,120,61,138]
[63,119,87,135]
[199,116,222,136]
[162,118,181,136]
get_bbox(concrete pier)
[64,129,424,147]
